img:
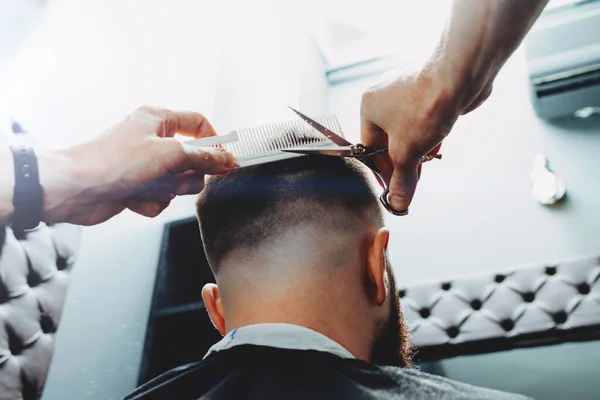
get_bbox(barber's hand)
[360,67,492,213]
[39,106,236,225]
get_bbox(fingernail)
[389,195,407,211]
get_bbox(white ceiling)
[308,0,591,71]
[0,0,45,70]
[0,0,46,131]
[307,0,451,70]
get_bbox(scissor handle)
[361,151,441,216]
[378,186,408,216]
[363,158,409,216]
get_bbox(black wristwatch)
[10,126,44,230]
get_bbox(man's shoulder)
[380,366,533,400]
[123,346,533,400]
[123,359,210,400]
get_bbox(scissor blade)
[281,148,354,157]
[287,106,353,147]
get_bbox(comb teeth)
[194,114,346,167]
[227,116,335,158]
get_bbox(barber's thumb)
[388,165,419,213]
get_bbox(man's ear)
[202,283,226,336]
[365,227,390,305]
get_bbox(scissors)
[282,107,441,216]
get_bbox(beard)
[370,255,414,368]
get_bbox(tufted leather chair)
[0,223,80,400]
[401,256,600,362]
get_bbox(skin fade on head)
[196,155,413,367]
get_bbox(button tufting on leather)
[470,299,482,310]
[8,332,22,356]
[0,224,80,400]
[398,289,406,298]
[401,256,600,362]
[40,313,55,334]
[446,326,460,339]
[553,311,568,324]
[55,256,68,271]
[500,319,515,332]
[522,292,535,303]
[576,283,590,295]
[545,266,557,276]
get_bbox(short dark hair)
[196,155,383,272]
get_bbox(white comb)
[185,114,345,168]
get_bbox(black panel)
[138,217,222,385]
[153,218,215,309]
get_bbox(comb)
[185,114,345,168]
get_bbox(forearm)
[37,147,93,224]
[0,144,88,225]
[426,0,549,111]
[0,107,233,227]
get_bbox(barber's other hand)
[39,106,236,225]
[360,67,492,213]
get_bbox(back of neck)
[223,290,376,362]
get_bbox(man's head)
[196,155,412,367]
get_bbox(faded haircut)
[196,155,383,273]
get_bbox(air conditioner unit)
[525,0,600,119]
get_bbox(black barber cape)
[124,345,531,400]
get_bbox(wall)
[17,1,221,399]
[6,0,598,398]
[0,1,327,399]
[327,49,600,399]
[0,0,43,81]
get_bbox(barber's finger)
[127,200,171,218]
[133,181,175,202]
[173,182,203,196]
[136,190,175,203]
[387,161,420,213]
[163,110,218,138]
[182,145,236,175]
[172,172,206,195]
[370,152,394,188]
[360,116,388,148]
[173,169,206,180]
[360,118,393,186]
